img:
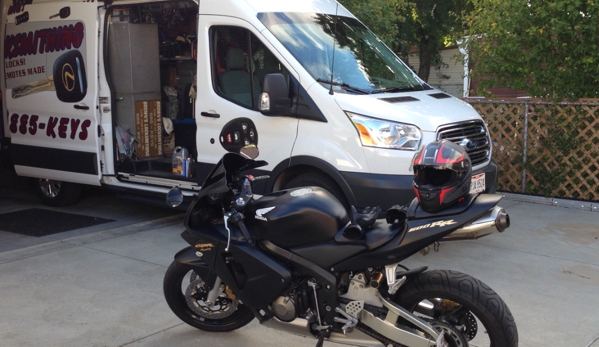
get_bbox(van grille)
[436,120,491,167]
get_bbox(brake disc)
[185,272,239,319]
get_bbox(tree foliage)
[465,0,599,99]
[397,0,470,81]
[338,0,409,52]
[340,0,469,82]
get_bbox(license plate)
[470,173,486,194]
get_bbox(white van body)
[0,0,497,209]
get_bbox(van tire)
[284,172,349,210]
[34,179,82,207]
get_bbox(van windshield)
[258,12,426,94]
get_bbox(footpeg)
[334,304,359,335]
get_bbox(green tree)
[465,0,599,99]
[398,0,471,81]
[341,0,470,82]
[339,0,409,52]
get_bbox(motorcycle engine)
[272,294,297,322]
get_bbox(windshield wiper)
[316,78,370,95]
[370,86,418,94]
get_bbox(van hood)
[333,90,481,132]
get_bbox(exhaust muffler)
[442,206,510,241]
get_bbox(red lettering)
[46,28,56,53]
[4,35,13,59]
[62,26,72,50]
[58,117,69,138]
[37,29,48,54]
[28,115,39,135]
[69,119,81,139]
[32,30,41,55]
[56,26,63,51]
[4,22,84,59]
[46,116,58,138]
[79,119,91,140]
[19,114,29,134]
[72,22,84,48]
[9,114,19,133]
[19,32,33,56]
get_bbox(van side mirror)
[259,73,290,116]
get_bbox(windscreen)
[258,12,426,94]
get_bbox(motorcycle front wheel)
[394,270,518,347]
[163,261,255,332]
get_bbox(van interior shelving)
[106,1,198,182]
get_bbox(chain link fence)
[464,98,599,202]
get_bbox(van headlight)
[346,112,422,150]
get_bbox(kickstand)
[315,333,325,347]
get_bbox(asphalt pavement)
[1,167,599,347]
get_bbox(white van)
[0,0,497,210]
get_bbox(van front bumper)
[341,160,499,211]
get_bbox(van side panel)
[3,2,101,185]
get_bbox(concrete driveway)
[0,192,598,347]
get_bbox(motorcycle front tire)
[394,270,518,347]
[163,261,255,332]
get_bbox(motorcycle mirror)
[239,145,259,160]
[166,186,184,208]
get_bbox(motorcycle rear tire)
[163,261,255,332]
[394,270,518,347]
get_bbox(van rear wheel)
[34,179,82,207]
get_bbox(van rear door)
[3,2,101,185]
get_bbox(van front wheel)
[34,179,82,207]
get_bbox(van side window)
[211,26,288,109]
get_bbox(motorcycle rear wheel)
[163,261,255,332]
[394,270,518,347]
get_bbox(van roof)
[3,0,353,18]
[239,0,353,17]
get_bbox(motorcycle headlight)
[347,112,422,150]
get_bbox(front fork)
[205,276,224,307]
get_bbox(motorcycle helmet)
[411,140,472,212]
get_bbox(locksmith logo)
[62,63,75,91]
[255,207,275,221]
[408,220,457,232]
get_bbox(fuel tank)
[246,187,350,248]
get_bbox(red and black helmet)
[411,140,472,212]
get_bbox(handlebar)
[223,211,254,250]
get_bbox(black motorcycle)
[163,146,518,347]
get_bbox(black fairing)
[246,187,350,248]
[331,194,502,272]
[177,225,292,311]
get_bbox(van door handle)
[200,112,220,118]
[74,105,90,110]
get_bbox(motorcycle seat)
[335,220,406,250]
